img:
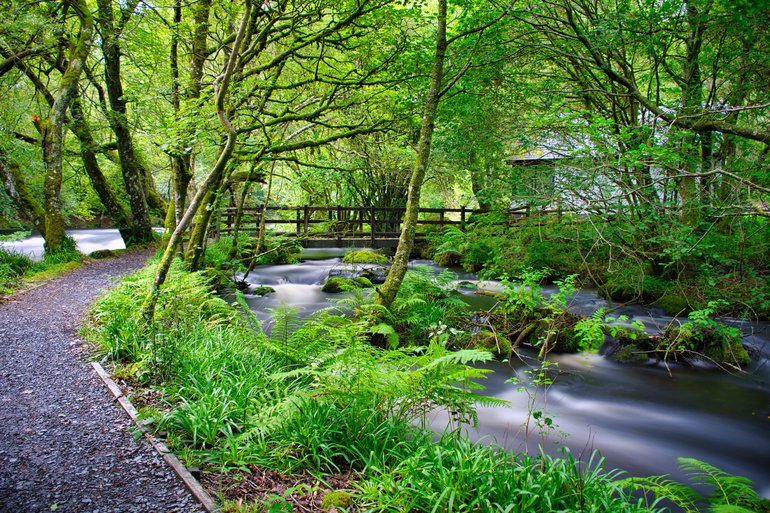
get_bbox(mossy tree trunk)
[37,0,93,253]
[0,147,47,236]
[165,0,212,234]
[185,170,227,271]
[143,0,253,321]
[376,0,447,309]
[96,0,153,245]
[69,95,135,241]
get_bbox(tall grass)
[0,236,82,295]
[87,261,664,513]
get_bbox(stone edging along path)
[0,249,211,513]
[90,362,219,513]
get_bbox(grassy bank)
[0,236,84,296]
[85,258,663,512]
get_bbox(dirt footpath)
[0,250,204,513]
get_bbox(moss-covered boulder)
[705,340,751,367]
[654,294,691,316]
[88,249,117,259]
[354,276,373,288]
[322,277,362,293]
[342,249,387,265]
[321,491,353,511]
[252,285,276,296]
[433,251,461,268]
[471,331,512,355]
[609,343,649,363]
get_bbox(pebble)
[0,250,205,513]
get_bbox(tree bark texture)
[375,0,447,309]
[40,0,94,252]
[69,95,135,241]
[0,148,46,236]
[96,0,153,245]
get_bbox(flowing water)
[242,250,770,496]
[8,231,765,495]
[0,229,126,260]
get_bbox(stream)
[242,249,770,496]
[4,231,767,495]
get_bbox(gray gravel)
[0,250,204,513]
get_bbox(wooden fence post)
[370,205,376,247]
[460,205,466,230]
[304,205,309,234]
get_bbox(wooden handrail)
[214,204,569,246]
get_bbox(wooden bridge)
[214,205,557,248]
[215,205,476,248]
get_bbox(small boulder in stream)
[322,276,373,293]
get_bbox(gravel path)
[0,250,204,513]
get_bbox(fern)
[619,458,767,513]
[677,457,765,510]
[266,303,303,345]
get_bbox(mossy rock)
[529,314,582,354]
[252,285,276,296]
[322,277,361,293]
[471,331,512,355]
[353,276,373,288]
[654,294,691,316]
[610,344,649,363]
[549,326,580,353]
[433,251,461,268]
[88,249,117,259]
[321,491,353,511]
[704,340,751,367]
[342,250,387,265]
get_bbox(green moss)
[353,276,373,288]
[252,286,276,296]
[433,251,461,268]
[471,331,512,355]
[320,491,353,511]
[89,249,117,259]
[654,294,691,316]
[611,344,648,363]
[704,340,751,367]
[342,250,387,265]
[322,277,361,293]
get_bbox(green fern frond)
[267,303,303,345]
[618,475,702,513]
[420,348,495,369]
[677,458,762,509]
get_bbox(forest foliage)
[1,0,768,316]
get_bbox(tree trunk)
[69,95,135,241]
[375,0,447,309]
[185,173,226,270]
[143,0,252,320]
[0,147,46,236]
[96,0,153,245]
[38,0,93,253]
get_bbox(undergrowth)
[0,235,83,296]
[83,260,676,512]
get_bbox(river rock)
[328,265,389,284]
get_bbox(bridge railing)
[214,205,561,246]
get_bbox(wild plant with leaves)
[86,259,671,512]
[620,458,770,513]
